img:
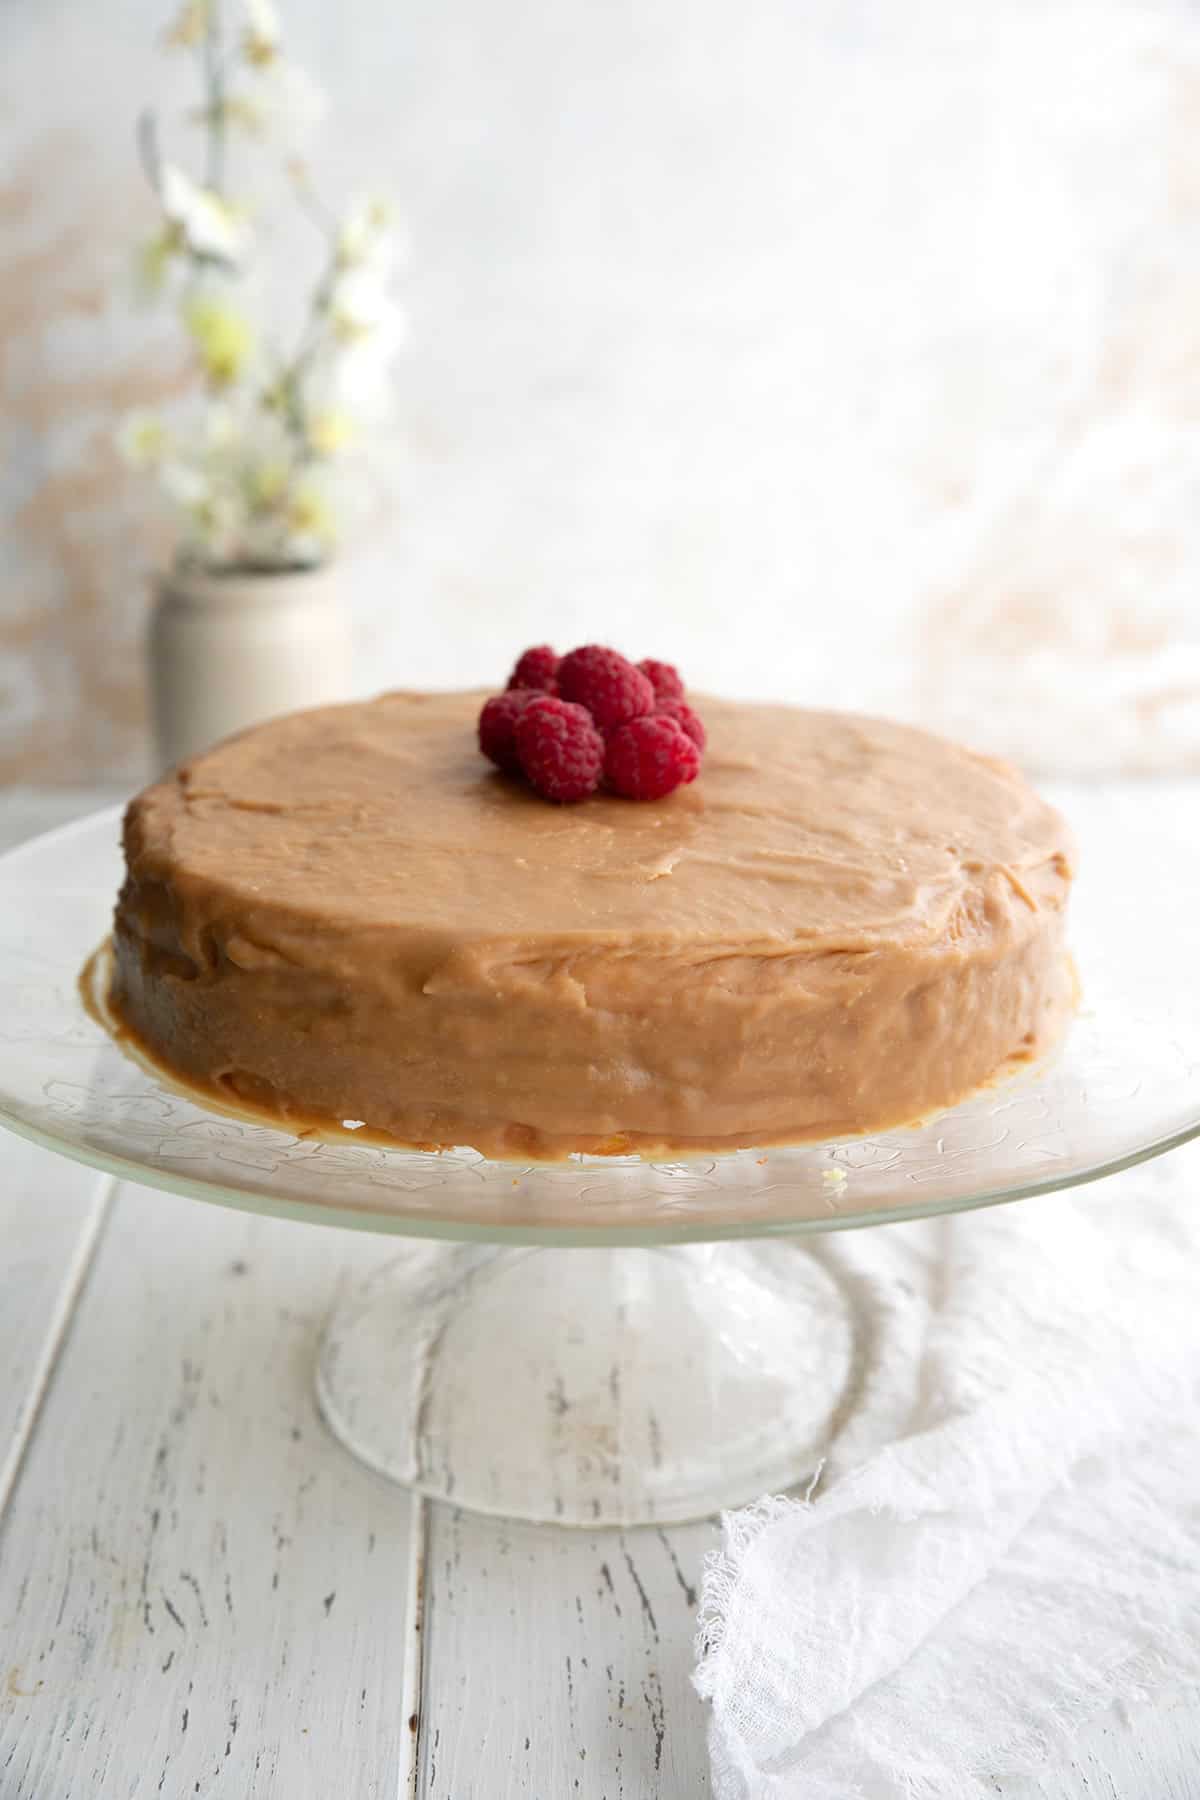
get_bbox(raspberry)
[558,645,655,732]
[478,690,537,772]
[638,658,685,704]
[605,714,700,800]
[654,697,707,752]
[506,644,560,694]
[514,695,605,803]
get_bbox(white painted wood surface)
[419,1508,714,1798]
[0,1180,416,1799]
[0,1144,111,1519]
[1,787,1197,1799]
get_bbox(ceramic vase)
[147,561,352,771]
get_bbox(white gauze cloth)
[694,1151,1200,1799]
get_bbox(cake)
[108,691,1075,1158]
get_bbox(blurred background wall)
[4,0,1200,784]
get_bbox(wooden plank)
[0,1142,112,1515]
[999,1695,1200,1800]
[0,1180,416,1798]
[400,1499,430,1800]
[419,1505,714,1799]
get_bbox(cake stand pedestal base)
[315,1239,856,1526]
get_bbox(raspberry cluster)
[478,644,705,803]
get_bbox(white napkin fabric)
[694,1150,1200,1799]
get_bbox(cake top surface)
[127,691,1072,948]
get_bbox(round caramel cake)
[109,692,1075,1158]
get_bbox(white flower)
[319,333,400,424]
[159,459,211,508]
[246,458,291,507]
[163,1,211,49]
[211,93,270,137]
[337,194,398,269]
[161,163,251,264]
[306,409,356,456]
[243,0,282,65]
[325,229,406,419]
[203,403,241,450]
[328,266,407,348]
[286,479,337,544]
[133,225,185,298]
[116,410,171,468]
[181,479,244,564]
[182,291,257,386]
[124,11,407,573]
[245,60,328,140]
[255,474,339,564]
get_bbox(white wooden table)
[1,787,1196,1799]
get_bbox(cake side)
[108,693,1076,1158]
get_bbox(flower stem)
[203,0,226,194]
[266,233,341,464]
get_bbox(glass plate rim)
[4,1090,1200,1247]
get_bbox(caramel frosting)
[109,692,1075,1158]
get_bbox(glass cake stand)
[2,805,1198,1525]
